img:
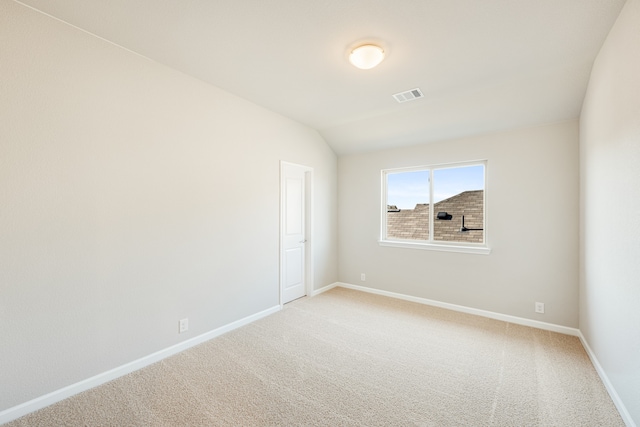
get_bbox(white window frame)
[379,160,490,255]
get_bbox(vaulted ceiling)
[18,0,626,154]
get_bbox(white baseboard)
[0,305,281,426]
[333,282,580,336]
[578,331,636,427]
[310,282,339,297]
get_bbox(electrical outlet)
[360,273,366,281]
[179,318,189,333]
[535,302,545,314]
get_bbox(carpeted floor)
[6,287,624,426]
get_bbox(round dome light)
[349,44,385,70]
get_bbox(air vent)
[392,88,424,103]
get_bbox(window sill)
[378,239,491,255]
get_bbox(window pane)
[386,170,429,240]
[433,165,484,243]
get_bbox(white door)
[280,162,309,304]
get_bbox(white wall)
[0,1,337,412]
[580,0,640,424]
[338,121,579,327]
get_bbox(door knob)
[299,240,307,243]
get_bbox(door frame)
[279,161,314,306]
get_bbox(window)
[381,161,488,254]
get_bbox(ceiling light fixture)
[349,44,385,70]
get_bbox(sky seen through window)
[387,165,484,209]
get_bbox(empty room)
[1,0,638,426]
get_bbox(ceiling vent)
[392,88,424,103]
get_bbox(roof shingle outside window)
[387,190,483,243]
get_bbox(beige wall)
[579,0,640,424]
[338,121,579,327]
[0,1,337,411]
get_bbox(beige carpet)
[6,287,624,426]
